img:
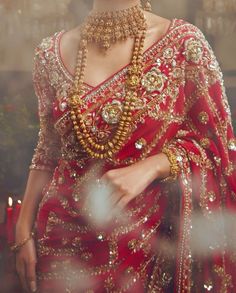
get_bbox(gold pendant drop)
[69,94,83,107]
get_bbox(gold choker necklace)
[80,4,147,51]
[68,6,147,160]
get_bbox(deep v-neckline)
[56,18,176,90]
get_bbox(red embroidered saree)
[30,19,236,293]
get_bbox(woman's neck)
[93,0,141,12]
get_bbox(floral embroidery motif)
[101,99,123,124]
[184,38,204,63]
[39,36,53,51]
[163,47,175,59]
[200,138,211,149]
[198,111,209,124]
[141,67,165,92]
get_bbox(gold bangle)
[161,147,181,182]
[10,231,35,253]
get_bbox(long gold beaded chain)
[68,9,147,160]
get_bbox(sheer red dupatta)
[161,30,236,292]
[99,23,236,291]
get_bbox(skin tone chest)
[60,10,172,87]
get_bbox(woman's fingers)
[16,259,28,292]
[15,240,37,293]
[26,258,37,292]
[116,195,131,210]
[99,172,131,209]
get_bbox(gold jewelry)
[68,5,147,160]
[142,0,152,12]
[161,147,181,182]
[10,231,35,253]
[80,4,146,51]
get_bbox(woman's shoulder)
[33,30,64,67]
[167,18,217,66]
[168,18,209,46]
[148,15,219,74]
[36,31,63,52]
[150,14,212,55]
[150,13,206,39]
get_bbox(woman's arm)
[16,42,60,235]
[15,40,60,293]
[16,170,53,235]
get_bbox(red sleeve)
[29,43,61,172]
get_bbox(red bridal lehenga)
[30,19,236,293]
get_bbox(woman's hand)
[100,153,170,210]
[15,228,37,292]
[13,170,53,292]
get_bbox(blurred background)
[0,0,235,291]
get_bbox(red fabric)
[32,19,236,292]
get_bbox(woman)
[14,0,236,292]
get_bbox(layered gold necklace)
[68,5,147,159]
[80,5,147,51]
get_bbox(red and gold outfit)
[30,19,236,292]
